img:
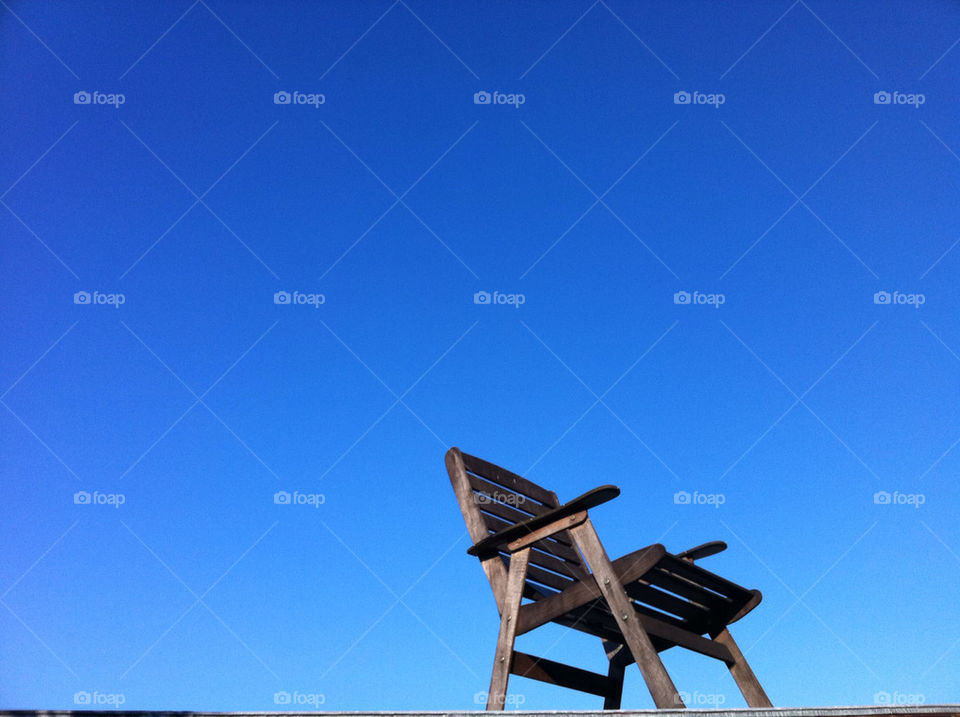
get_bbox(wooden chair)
[446,447,772,709]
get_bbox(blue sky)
[1,0,959,710]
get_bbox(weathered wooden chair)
[446,447,772,709]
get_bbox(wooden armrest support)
[468,485,620,556]
[676,540,727,562]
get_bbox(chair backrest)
[446,447,589,604]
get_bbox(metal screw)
[604,578,610,585]
[622,614,629,620]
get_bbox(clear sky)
[1,0,959,710]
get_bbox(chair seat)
[517,544,762,659]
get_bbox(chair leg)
[602,642,626,710]
[570,520,683,709]
[712,627,772,707]
[487,548,530,710]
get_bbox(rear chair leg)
[487,548,530,710]
[602,642,627,710]
[712,627,772,707]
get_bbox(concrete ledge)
[3,708,959,717]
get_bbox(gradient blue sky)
[2,0,960,710]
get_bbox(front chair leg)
[487,548,530,710]
[712,627,772,707]
[570,519,684,709]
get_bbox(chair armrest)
[675,540,727,562]
[467,485,620,556]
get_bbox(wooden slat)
[644,568,733,612]
[508,512,587,553]
[481,513,584,566]
[522,561,578,593]
[624,581,712,625]
[510,651,614,698]
[461,452,559,506]
[659,554,753,600]
[516,544,666,636]
[467,473,553,523]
